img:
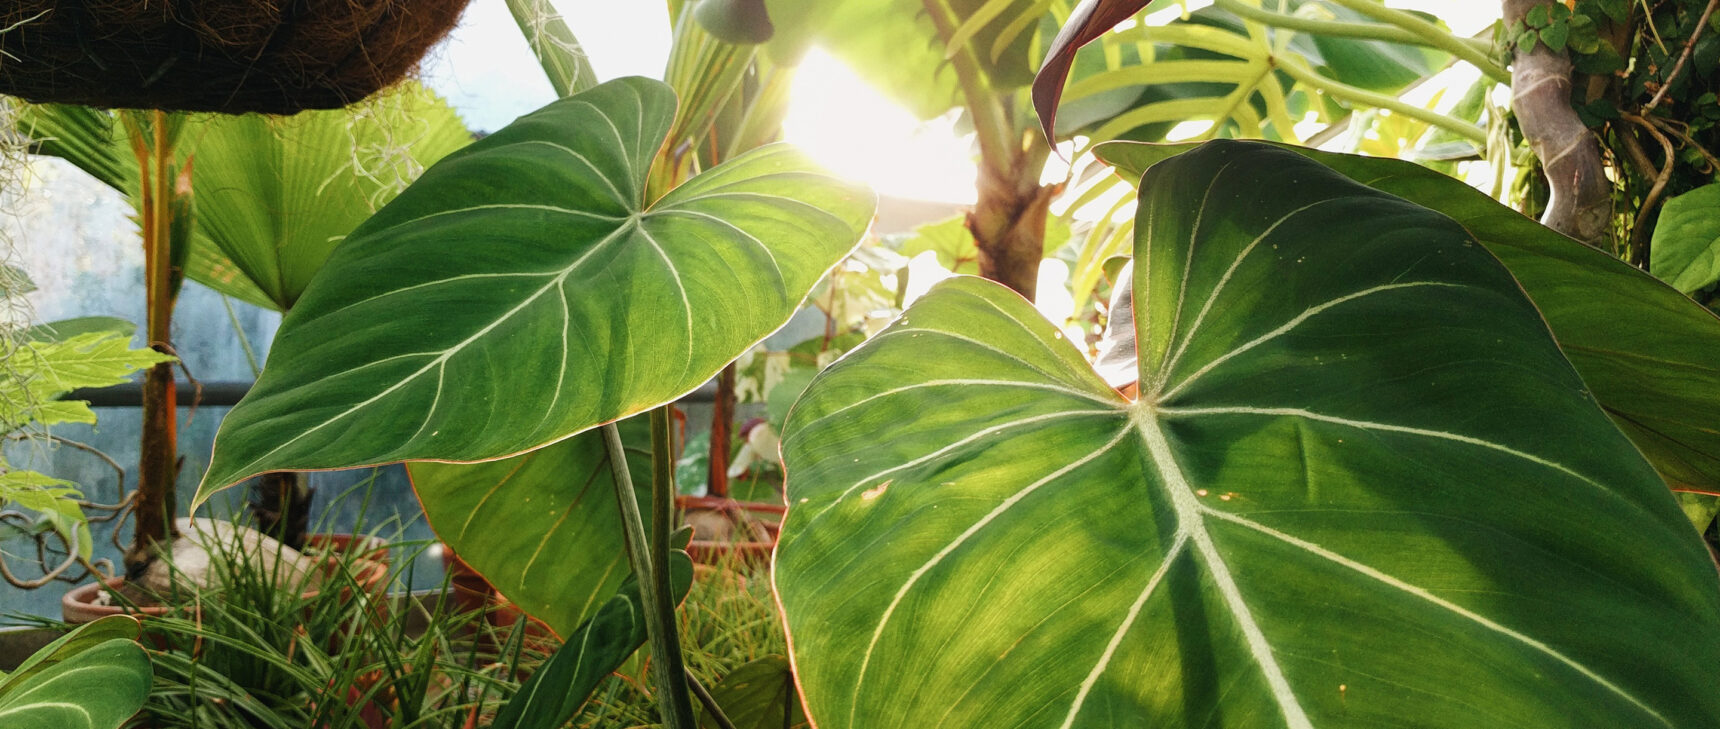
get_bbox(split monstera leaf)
[192,77,873,628]
[774,141,1720,728]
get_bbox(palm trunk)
[250,472,313,550]
[126,110,182,574]
[969,141,1058,302]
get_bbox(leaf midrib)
[225,217,643,481]
[1112,402,1672,728]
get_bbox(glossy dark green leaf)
[1096,140,1720,493]
[408,416,651,635]
[0,617,151,729]
[489,550,695,729]
[195,77,873,501]
[776,141,1720,728]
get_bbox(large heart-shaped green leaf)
[0,617,151,729]
[1096,141,1720,493]
[196,77,873,501]
[408,415,651,635]
[775,141,1720,728]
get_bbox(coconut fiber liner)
[0,0,471,114]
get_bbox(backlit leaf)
[776,141,1720,728]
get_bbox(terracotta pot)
[60,577,171,625]
[441,547,558,657]
[61,534,391,624]
[305,533,392,564]
[677,495,783,567]
[442,549,493,617]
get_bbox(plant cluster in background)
[1506,0,1720,295]
[0,311,170,588]
[5,0,1720,727]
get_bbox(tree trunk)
[1506,0,1613,247]
[707,363,737,498]
[969,131,1059,303]
[126,111,182,574]
[250,472,313,550]
[128,361,177,574]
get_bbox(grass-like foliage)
[578,553,793,729]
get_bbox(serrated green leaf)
[20,317,134,343]
[1528,5,1550,27]
[7,331,174,396]
[895,214,980,274]
[0,469,87,555]
[777,141,1720,727]
[1650,184,1720,294]
[26,401,96,427]
[0,330,172,431]
[196,77,873,503]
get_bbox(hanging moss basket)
[0,1,471,114]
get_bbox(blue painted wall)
[3,158,436,620]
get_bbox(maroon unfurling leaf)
[1032,0,1149,142]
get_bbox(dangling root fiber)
[0,0,471,114]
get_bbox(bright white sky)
[418,1,1503,330]
[421,1,1504,206]
[420,0,984,203]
